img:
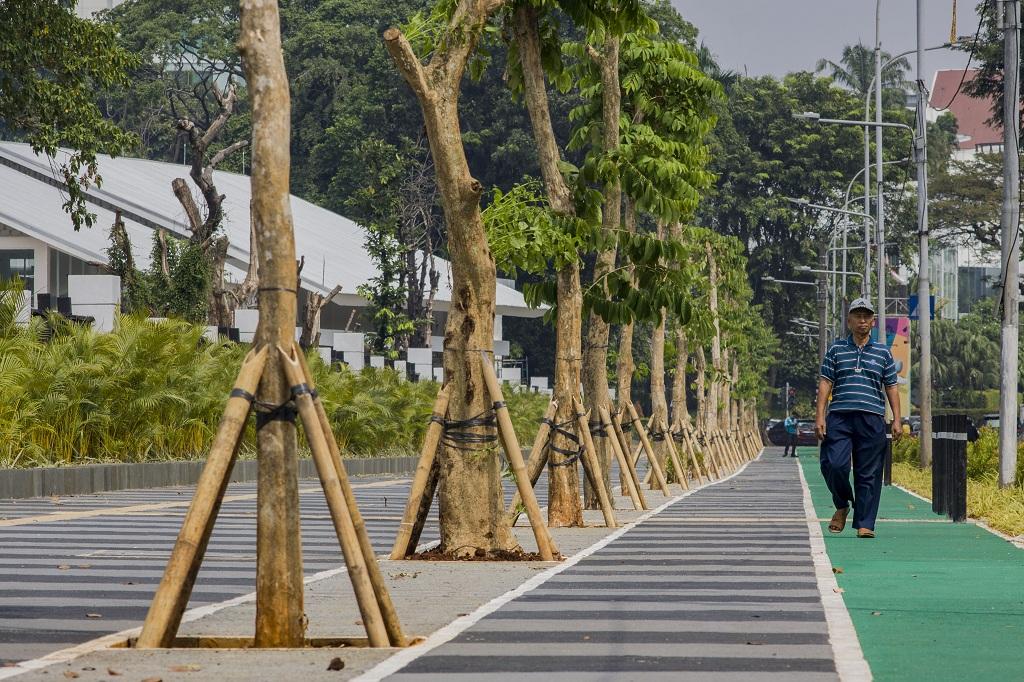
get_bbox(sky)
[673,1,982,82]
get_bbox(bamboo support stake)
[507,400,557,521]
[600,406,644,510]
[138,347,268,648]
[722,430,741,469]
[685,423,711,480]
[291,348,407,647]
[391,385,451,559]
[479,352,556,560]
[714,431,733,471]
[279,346,389,647]
[628,403,670,496]
[701,429,723,479]
[572,397,617,527]
[611,411,645,507]
[678,424,709,484]
[660,420,689,491]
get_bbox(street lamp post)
[763,275,827,362]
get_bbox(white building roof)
[0,142,542,317]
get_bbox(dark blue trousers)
[819,410,887,530]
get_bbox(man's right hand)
[815,418,827,442]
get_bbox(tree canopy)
[1,0,138,229]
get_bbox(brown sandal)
[857,528,875,539]
[828,507,850,533]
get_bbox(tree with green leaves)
[1,0,138,230]
[384,0,521,557]
[815,43,910,102]
[492,0,718,521]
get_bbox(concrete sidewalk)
[15,449,863,681]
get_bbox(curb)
[0,456,419,500]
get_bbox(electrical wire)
[932,0,989,112]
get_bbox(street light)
[764,275,827,359]
[785,197,875,223]
[793,112,914,134]
[792,113,914,366]
[762,275,817,288]
[795,266,864,280]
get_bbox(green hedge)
[892,428,1024,487]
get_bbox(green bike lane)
[795,446,1024,681]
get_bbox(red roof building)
[928,68,1003,156]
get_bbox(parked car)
[766,419,817,447]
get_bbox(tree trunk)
[649,224,670,484]
[581,34,620,510]
[695,346,707,433]
[720,346,731,431]
[614,198,637,491]
[731,356,740,431]
[384,3,517,556]
[706,242,722,431]
[511,3,584,527]
[238,0,304,647]
[671,327,689,429]
[300,285,342,348]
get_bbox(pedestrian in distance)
[783,413,799,457]
[814,298,902,539]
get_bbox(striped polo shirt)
[819,335,898,416]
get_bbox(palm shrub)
[0,284,548,467]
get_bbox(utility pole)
[916,0,933,466]
[999,0,1020,487]
[817,242,829,363]
[875,3,888,408]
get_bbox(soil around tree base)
[406,547,563,562]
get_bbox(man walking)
[815,298,902,539]
[783,414,799,457]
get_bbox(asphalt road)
[0,472,445,666]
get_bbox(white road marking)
[796,459,872,681]
[352,453,761,682]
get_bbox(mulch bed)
[404,547,563,562]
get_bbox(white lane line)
[0,481,427,681]
[796,459,872,681]
[891,482,1024,549]
[352,453,762,682]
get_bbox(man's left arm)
[883,353,901,439]
[885,384,902,440]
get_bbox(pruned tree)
[384,0,520,557]
[170,80,251,325]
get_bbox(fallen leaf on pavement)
[832,567,844,574]
[871,611,882,616]
[85,613,102,619]
[169,664,201,672]
[141,677,163,682]
[833,587,845,593]
[58,565,71,570]
[62,672,79,679]
[107,668,122,676]
[327,657,345,671]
